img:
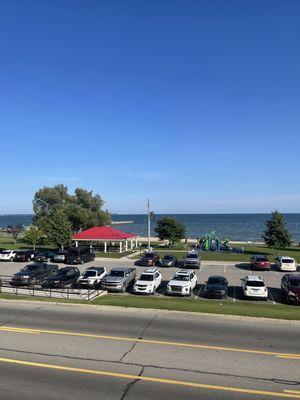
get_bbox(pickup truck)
[101,267,136,292]
[10,263,59,287]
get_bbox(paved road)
[0,300,299,399]
[0,260,294,304]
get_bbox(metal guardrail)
[0,275,104,301]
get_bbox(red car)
[250,255,271,270]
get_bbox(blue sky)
[0,0,299,214]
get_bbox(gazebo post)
[130,239,133,250]
[135,238,138,248]
[119,242,122,253]
[104,242,107,253]
[125,241,128,251]
[75,241,78,247]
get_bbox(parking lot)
[0,258,298,305]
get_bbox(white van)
[275,256,297,272]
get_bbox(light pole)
[147,199,151,251]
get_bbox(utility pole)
[147,198,151,251]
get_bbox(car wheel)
[29,278,37,288]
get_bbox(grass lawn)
[0,292,299,320]
[95,251,134,258]
[134,245,300,263]
[0,237,52,251]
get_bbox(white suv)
[275,256,297,272]
[133,268,162,295]
[241,276,268,300]
[0,250,17,262]
[76,266,106,288]
[166,269,197,296]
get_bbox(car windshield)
[110,270,125,277]
[173,275,189,281]
[289,280,300,288]
[144,253,155,258]
[256,257,268,262]
[208,278,226,285]
[1,250,11,254]
[282,259,294,263]
[55,270,69,277]
[83,271,97,278]
[69,249,79,255]
[246,281,265,287]
[186,254,198,259]
[139,274,154,281]
[22,265,38,272]
[164,256,173,260]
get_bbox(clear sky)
[0,0,299,214]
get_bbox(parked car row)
[138,251,201,269]
[0,246,95,265]
[138,252,298,272]
[5,262,300,304]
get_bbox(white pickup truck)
[133,268,162,295]
[76,266,106,289]
[166,269,197,296]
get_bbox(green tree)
[262,211,292,255]
[24,226,44,249]
[43,209,72,249]
[6,224,24,245]
[33,185,111,232]
[155,217,186,246]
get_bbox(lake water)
[1,213,300,242]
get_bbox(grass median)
[0,292,299,320]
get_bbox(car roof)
[143,268,159,274]
[85,266,104,271]
[287,274,300,281]
[279,256,294,260]
[244,275,264,281]
[175,269,193,275]
[208,275,227,280]
[111,267,127,271]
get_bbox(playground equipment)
[197,232,243,253]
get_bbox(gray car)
[101,267,136,292]
[183,251,201,269]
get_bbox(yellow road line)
[284,391,300,395]
[0,357,299,399]
[277,356,300,360]
[1,325,299,359]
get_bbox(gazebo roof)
[72,226,137,241]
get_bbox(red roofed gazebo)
[72,226,138,253]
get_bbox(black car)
[160,254,177,267]
[14,249,37,262]
[66,246,95,265]
[35,251,56,263]
[42,267,81,289]
[10,263,58,287]
[281,274,300,305]
[204,276,229,299]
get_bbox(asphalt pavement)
[0,300,299,399]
